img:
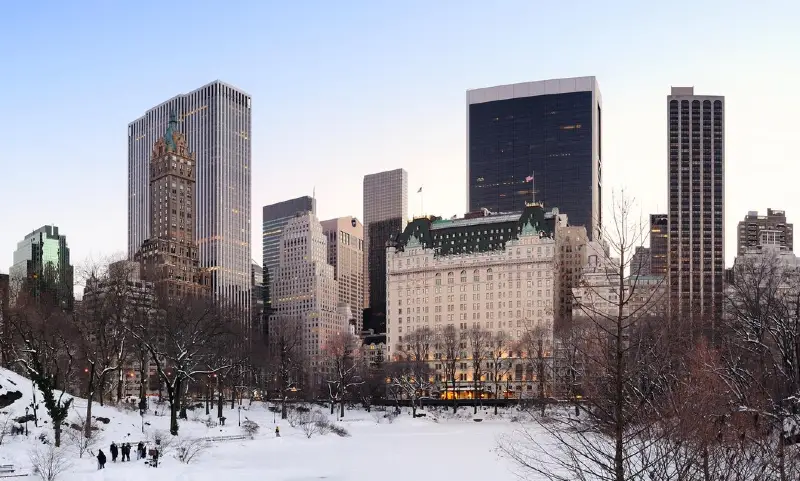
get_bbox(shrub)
[29,444,72,481]
[241,419,259,438]
[329,423,350,437]
[174,437,207,464]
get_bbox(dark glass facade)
[367,218,403,316]
[468,91,598,235]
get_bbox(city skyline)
[3,1,800,280]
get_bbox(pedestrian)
[120,443,128,462]
[152,447,159,468]
[275,426,280,437]
[97,449,106,470]
[137,441,145,460]
[109,442,118,462]
[127,443,133,461]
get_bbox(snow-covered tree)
[320,330,363,418]
[390,326,436,416]
[127,294,234,435]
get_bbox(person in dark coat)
[120,443,128,462]
[126,443,133,461]
[97,450,107,470]
[109,442,118,462]
[275,426,280,437]
[137,441,145,460]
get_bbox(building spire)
[165,110,178,151]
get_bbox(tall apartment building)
[0,273,9,367]
[650,214,668,276]
[262,196,316,309]
[467,76,603,239]
[737,208,793,256]
[363,168,408,326]
[128,80,251,311]
[134,114,210,300]
[321,217,365,331]
[270,212,346,369]
[667,87,725,322]
[386,203,563,398]
[251,262,264,330]
[9,225,74,310]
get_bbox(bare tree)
[7,287,77,447]
[390,327,436,416]
[64,410,97,458]
[466,326,489,414]
[320,330,363,418]
[718,250,800,480]
[499,192,673,481]
[486,330,512,415]
[520,324,552,416]
[174,437,207,464]
[127,294,234,435]
[356,364,386,412]
[438,324,460,413]
[266,316,305,420]
[29,444,72,481]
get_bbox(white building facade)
[270,212,346,368]
[386,204,564,398]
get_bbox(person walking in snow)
[137,441,145,460]
[275,426,280,437]
[121,443,129,462]
[110,442,118,462]
[97,449,107,470]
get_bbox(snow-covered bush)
[64,412,98,458]
[241,419,259,438]
[174,437,207,464]
[147,429,174,456]
[29,444,72,481]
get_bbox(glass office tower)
[128,80,252,312]
[467,77,602,239]
[9,225,74,310]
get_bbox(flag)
[525,175,533,182]
[417,187,423,193]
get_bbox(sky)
[1,0,799,282]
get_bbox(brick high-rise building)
[667,87,725,322]
[737,208,793,256]
[135,113,210,299]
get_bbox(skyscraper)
[649,214,668,277]
[262,196,316,309]
[321,216,365,331]
[467,76,602,238]
[667,87,725,322]
[9,225,74,309]
[363,168,408,324]
[270,212,345,366]
[737,208,792,255]
[135,113,210,299]
[128,80,251,311]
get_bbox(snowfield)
[1,368,534,480]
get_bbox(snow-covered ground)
[1,368,534,480]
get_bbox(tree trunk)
[85,363,96,438]
[117,366,124,403]
[31,387,38,427]
[170,378,180,435]
[54,422,62,447]
[217,391,224,420]
[281,395,287,420]
[340,398,345,418]
[205,384,210,415]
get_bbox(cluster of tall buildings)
[2,74,795,397]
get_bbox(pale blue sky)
[1,0,798,278]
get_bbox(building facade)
[321,217,365,331]
[386,203,562,398]
[270,212,346,368]
[555,225,589,329]
[650,214,668,277]
[251,262,264,332]
[9,225,74,310]
[667,87,725,322]
[128,80,251,311]
[737,208,792,256]
[0,273,9,366]
[262,196,316,310]
[467,76,603,239]
[135,113,210,300]
[363,168,408,323]
[630,247,652,276]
